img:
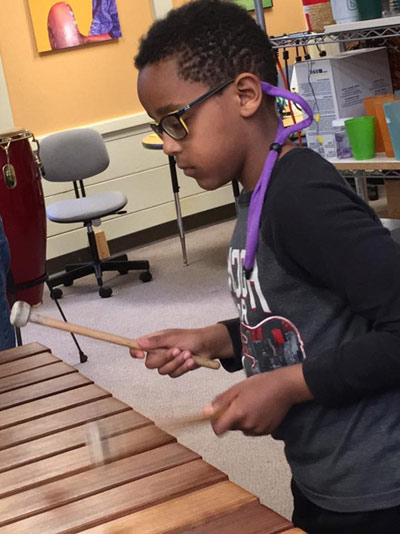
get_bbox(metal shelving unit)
[270,16,400,48]
[268,15,400,206]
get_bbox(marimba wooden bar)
[0,343,306,534]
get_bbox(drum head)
[0,128,32,144]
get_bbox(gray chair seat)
[46,191,127,223]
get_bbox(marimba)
[0,343,305,533]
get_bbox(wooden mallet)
[10,301,220,370]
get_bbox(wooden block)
[94,228,110,260]
[0,442,199,527]
[385,179,400,219]
[0,460,227,534]
[0,352,59,380]
[81,481,257,534]
[0,343,51,364]
[0,373,92,410]
[0,362,77,395]
[0,409,151,473]
[0,384,110,431]
[0,395,126,449]
[0,424,175,498]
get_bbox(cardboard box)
[295,48,393,158]
[385,179,400,219]
[94,228,110,260]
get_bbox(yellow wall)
[172,0,307,35]
[0,0,153,135]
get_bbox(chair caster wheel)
[64,280,73,287]
[99,286,112,298]
[50,287,63,300]
[140,271,152,283]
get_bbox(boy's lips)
[177,164,196,175]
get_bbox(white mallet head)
[10,301,32,328]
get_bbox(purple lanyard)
[243,81,314,278]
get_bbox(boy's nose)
[162,134,182,156]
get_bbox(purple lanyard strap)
[243,81,314,278]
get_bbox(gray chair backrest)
[40,128,110,182]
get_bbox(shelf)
[328,154,400,172]
[270,17,400,48]
[324,15,400,33]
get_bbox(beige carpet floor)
[20,218,293,520]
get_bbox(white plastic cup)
[332,118,353,158]
[331,0,360,23]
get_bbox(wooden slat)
[0,460,227,534]
[0,373,92,410]
[0,343,51,364]
[0,396,130,450]
[0,424,175,498]
[80,481,257,534]
[0,409,151,473]
[0,384,110,431]
[281,530,307,534]
[173,499,293,534]
[0,362,77,394]
[0,442,199,527]
[0,352,59,379]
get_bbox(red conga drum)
[0,128,46,306]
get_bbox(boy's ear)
[235,73,263,118]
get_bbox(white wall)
[0,55,14,130]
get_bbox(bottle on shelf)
[330,0,360,24]
[355,0,382,20]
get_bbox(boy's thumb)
[136,334,164,350]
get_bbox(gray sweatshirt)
[222,147,400,513]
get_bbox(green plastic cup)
[344,116,376,160]
[356,0,382,20]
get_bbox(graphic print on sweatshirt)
[228,247,306,377]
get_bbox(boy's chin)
[190,173,228,191]
[195,178,221,191]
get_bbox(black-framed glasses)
[150,79,234,141]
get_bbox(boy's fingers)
[203,389,239,435]
[211,403,239,435]
[158,350,194,376]
[144,347,177,370]
[129,349,146,359]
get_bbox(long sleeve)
[218,318,243,372]
[263,149,400,406]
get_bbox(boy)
[132,1,400,532]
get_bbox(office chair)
[40,128,152,299]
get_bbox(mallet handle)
[30,312,220,370]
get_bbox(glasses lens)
[160,115,187,140]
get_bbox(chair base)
[47,253,152,298]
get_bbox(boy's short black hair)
[134,0,278,88]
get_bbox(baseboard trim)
[46,203,236,274]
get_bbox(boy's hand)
[203,364,313,436]
[130,324,233,378]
